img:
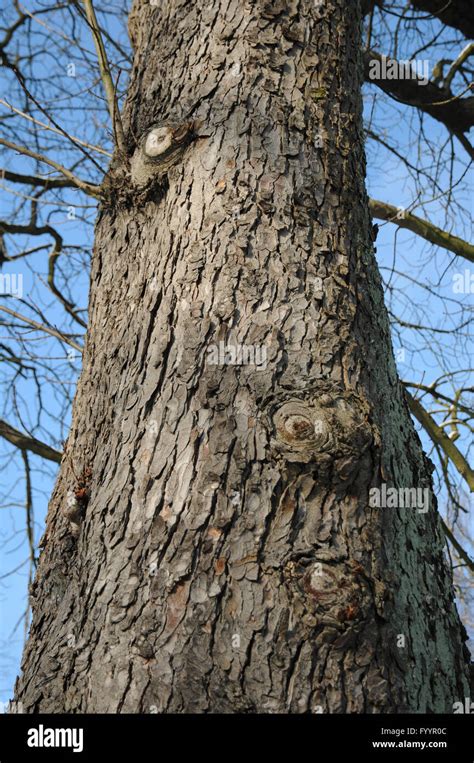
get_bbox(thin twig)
[0,99,112,157]
[0,304,84,352]
[440,518,474,573]
[82,0,127,159]
[0,137,102,198]
[21,449,37,570]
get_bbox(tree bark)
[15,0,470,713]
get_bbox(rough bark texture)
[15,0,470,713]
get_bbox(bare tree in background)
[0,0,472,712]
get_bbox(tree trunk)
[15,0,470,713]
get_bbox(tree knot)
[265,381,376,483]
[130,121,196,188]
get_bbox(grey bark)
[15,0,470,713]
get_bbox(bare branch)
[406,390,474,492]
[369,198,474,262]
[444,42,474,89]
[0,138,103,199]
[404,381,474,417]
[20,449,37,570]
[409,0,474,39]
[0,305,84,352]
[364,49,474,133]
[82,0,127,159]
[0,220,87,327]
[0,99,112,158]
[0,419,62,463]
[441,517,474,573]
[0,168,78,190]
